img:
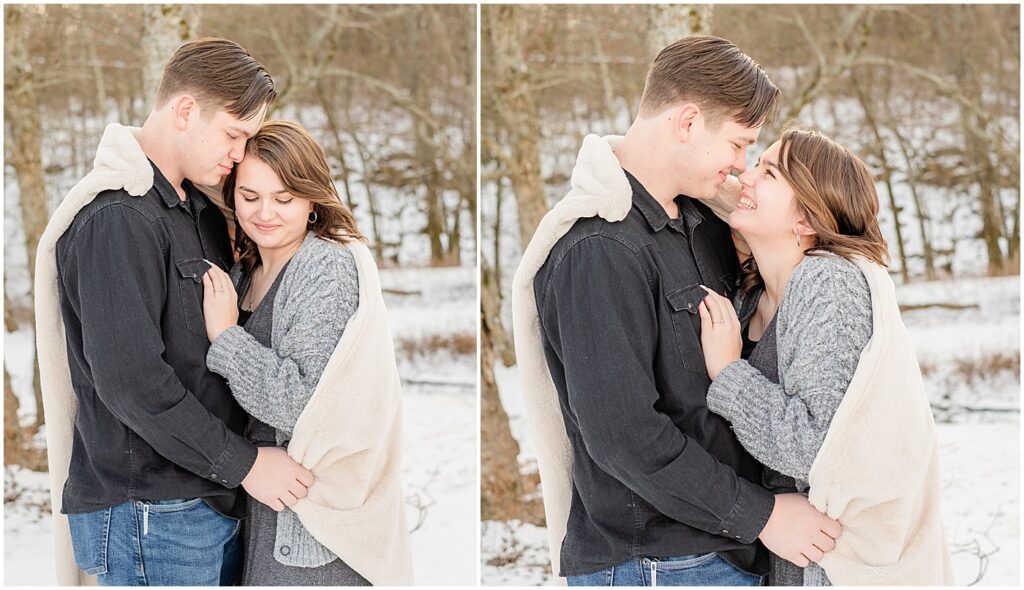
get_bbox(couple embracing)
[35,38,413,586]
[513,36,954,586]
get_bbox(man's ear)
[673,103,702,144]
[170,94,198,131]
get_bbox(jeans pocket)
[142,497,203,513]
[67,508,111,576]
[653,551,717,571]
[654,553,762,586]
[567,567,614,586]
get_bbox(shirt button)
[210,473,218,479]
[722,529,730,534]
[734,535,742,540]
[280,545,291,556]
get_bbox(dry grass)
[396,332,476,359]
[920,351,1020,386]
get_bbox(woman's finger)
[723,299,740,325]
[202,270,214,296]
[697,299,712,327]
[705,289,728,324]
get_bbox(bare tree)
[480,263,522,521]
[485,4,547,249]
[646,5,713,57]
[142,5,199,102]
[5,291,28,465]
[851,68,908,282]
[5,4,49,427]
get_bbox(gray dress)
[236,261,370,587]
[741,315,830,587]
[710,255,874,587]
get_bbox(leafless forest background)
[480,3,1020,536]
[4,3,476,468]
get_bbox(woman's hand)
[202,264,239,343]
[697,286,742,380]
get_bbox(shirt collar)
[150,159,207,215]
[623,169,704,235]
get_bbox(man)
[35,38,313,585]
[513,36,842,585]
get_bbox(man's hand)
[241,447,315,512]
[759,493,841,568]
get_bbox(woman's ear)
[795,216,817,238]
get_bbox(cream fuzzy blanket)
[35,123,414,586]
[511,133,952,584]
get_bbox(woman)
[697,129,952,585]
[200,121,412,585]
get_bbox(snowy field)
[3,265,478,586]
[483,274,1021,586]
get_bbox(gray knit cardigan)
[207,232,359,568]
[706,254,872,585]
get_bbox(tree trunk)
[142,5,199,103]
[486,5,547,250]
[5,290,29,465]
[591,35,619,128]
[884,108,937,280]
[646,5,713,57]
[930,6,1006,274]
[851,71,908,282]
[407,14,448,265]
[5,5,49,428]
[5,369,27,466]
[480,262,523,521]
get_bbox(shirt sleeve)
[61,203,257,488]
[706,257,873,481]
[206,245,359,435]
[539,234,775,543]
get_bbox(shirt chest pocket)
[175,258,211,339]
[665,284,708,375]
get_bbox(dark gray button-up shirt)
[534,170,774,576]
[56,161,257,518]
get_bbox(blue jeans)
[567,553,764,586]
[67,498,242,586]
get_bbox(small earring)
[308,210,318,224]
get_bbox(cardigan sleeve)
[706,255,873,482]
[207,242,359,435]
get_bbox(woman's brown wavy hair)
[223,120,364,274]
[739,129,890,295]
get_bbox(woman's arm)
[705,256,872,481]
[207,244,359,434]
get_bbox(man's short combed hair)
[155,37,275,120]
[639,35,780,129]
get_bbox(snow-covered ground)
[483,275,1021,586]
[3,265,478,586]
